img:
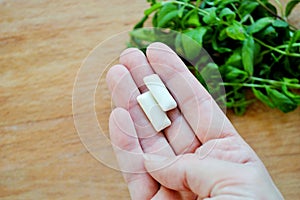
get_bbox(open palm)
[106,43,283,199]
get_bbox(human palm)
[106,42,283,199]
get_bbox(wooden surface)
[0,0,299,199]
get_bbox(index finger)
[146,42,238,143]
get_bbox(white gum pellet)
[137,91,171,132]
[143,74,177,111]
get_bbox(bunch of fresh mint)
[129,0,300,115]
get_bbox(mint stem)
[254,38,300,57]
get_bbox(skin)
[106,42,284,200]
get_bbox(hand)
[106,42,283,199]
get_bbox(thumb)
[143,153,245,198]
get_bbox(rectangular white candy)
[143,74,177,112]
[137,91,171,132]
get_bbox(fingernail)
[143,153,169,162]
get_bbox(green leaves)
[184,27,207,47]
[226,22,246,40]
[247,17,274,34]
[156,4,179,27]
[177,27,208,60]
[184,10,201,27]
[238,1,259,18]
[242,36,255,75]
[272,19,289,28]
[221,65,248,82]
[253,86,297,113]
[266,87,297,113]
[285,0,300,17]
[225,48,242,67]
[203,7,218,24]
[220,7,236,23]
[144,2,162,16]
[252,87,275,108]
[288,29,300,51]
[130,0,300,115]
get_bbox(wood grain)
[0,0,299,199]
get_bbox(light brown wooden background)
[0,0,299,199]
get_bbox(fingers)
[146,42,238,144]
[120,48,200,154]
[164,114,200,154]
[144,153,284,199]
[194,136,260,164]
[106,64,173,156]
[109,108,158,199]
[151,186,197,200]
[119,48,154,92]
[143,154,244,198]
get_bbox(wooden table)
[1,0,299,199]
